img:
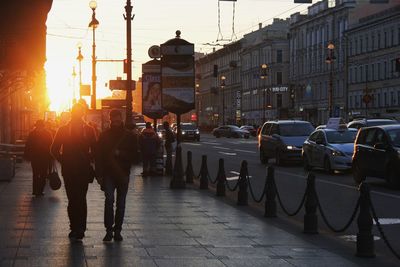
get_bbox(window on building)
[377,93,381,107]
[384,61,387,79]
[277,50,283,63]
[390,91,394,106]
[384,31,387,48]
[355,67,358,83]
[378,32,381,49]
[398,91,400,106]
[355,39,358,54]
[350,96,353,108]
[361,66,364,82]
[349,41,353,56]
[372,64,375,81]
[360,37,363,53]
[366,36,369,52]
[391,29,394,47]
[349,68,353,83]
[384,92,387,106]
[371,34,375,50]
[277,72,283,85]
[378,63,381,80]
[365,65,369,82]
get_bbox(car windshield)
[280,123,314,136]
[229,126,240,130]
[388,129,400,147]
[181,124,197,130]
[326,130,357,144]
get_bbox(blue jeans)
[104,176,129,232]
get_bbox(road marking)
[203,142,221,145]
[184,143,201,146]
[230,171,240,175]
[373,218,400,225]
[218,152,237,156]
[213,146,231,150]
[227,176,239,181]
[275,169,400,200]
[234,149,257,154]
[338,235,380,242]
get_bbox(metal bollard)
[265,166,277,218]
[199,155,209,190]
[170,145,186,189]
[356,183,375,258]
[303,173,318,234]
[216,158,226,197]
[237,160,248,206]
[185,151,194,184]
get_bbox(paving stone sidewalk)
[0,162,393,267]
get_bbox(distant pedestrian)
[139,122,161,177]
[51,103,97,241]
[24,120,53,197]
[163,121,175,175]
[96,110,138,242]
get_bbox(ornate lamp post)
[76,42,84,99]
[260,64,268,123]
[325,42,336,118]
[88,0,99,110]
[72,66,77,106]
[220,75,226,125]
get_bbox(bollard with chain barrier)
[216,159,226,197]
[170,145,185,189]
[356,182,375,258]
[199,155,209,190]
[185,151,195,184]
[264,166,277,218]
[237,161,249,206]
[303,173,318,234]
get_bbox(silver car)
[302,128,358,173]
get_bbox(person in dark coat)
[96,109,138,242]
[51,103,97,241]
[139,122,160,177]
[163,121,175,175]
[24,120,53,196]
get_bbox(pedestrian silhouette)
[24,120,53,197]
[139,122,161,177]
[163,121,175,175]
[96,109,138,242]
[51,103,97,241]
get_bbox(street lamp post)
[326,42,336,118]
[76,42,84,99]
[72,66,77,106]
[124,0,134,128]
[260,64,268,123]
[88,0,99,110]
[220,75,226,125]
[195,83,200,127]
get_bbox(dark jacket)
[96,125,138,179]
[24,128,53,163]
[51,120,97,178]
[164,128,175,148]
[139,128,160,156]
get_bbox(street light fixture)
[76,42,84,99]
[326,42,336,118]
[260,64,268,123]
[88,0,99,110]
[220,75,226,125]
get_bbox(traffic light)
[396,58,400,73]
[123,59,128,73]
[213,64,218,77]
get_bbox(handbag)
[48,162,62,190]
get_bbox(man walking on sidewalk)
[96,110,138,242]
[24,120,53,197]
[163,121,175,175]
[51,103,97,241]
[139,122,160,177]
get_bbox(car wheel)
[324,157,333,174]
[197,137,200,142]
[260,149,268,164]
[352,161,365,185]
[234,133,240,138]
[303,154,312,171]
[275,150,282,166]
[215,133,220,138]
[386,167,400,189]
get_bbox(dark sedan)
[212,125,250,139]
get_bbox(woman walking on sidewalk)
[51,103,97,241]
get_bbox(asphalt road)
[179,134,400,263]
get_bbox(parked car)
[302,128,358,173]
[174,123,200,141]
[352,124,400,188]
[258,120,314,165]
[240,125,257,137]
[347,118,397,129]
[212,125,250,139]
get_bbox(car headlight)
[331,150,344,156]
[287,145,294,150]
[195,130,200,134]
[182,131,186,135]
[157,132,163,138]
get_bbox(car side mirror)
[374,142,387,150]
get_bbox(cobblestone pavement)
[0,162,394,267]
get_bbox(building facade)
[346,4,400,119]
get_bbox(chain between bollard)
[226,176,240,192]
[208,172,218,184]
[274,180,307,217]
[369,197,400,260]
[247,172,266,203]
[317,195,360,233]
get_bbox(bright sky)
[45,0,310,112]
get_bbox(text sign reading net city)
[161,34,195,115]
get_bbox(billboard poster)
[161,55,195,114]
[142,73,165,119]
